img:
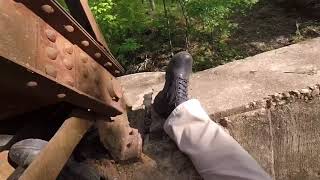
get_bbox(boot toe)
[169,51,193,78]
[9,139,48,167]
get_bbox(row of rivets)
[63,43,74,73]
[33,5,76,97]
[27,81,67,99]
[42,4,119,75]
[44,27,76,87]
[44,29,59,80]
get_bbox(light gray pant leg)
[163,99,272,180]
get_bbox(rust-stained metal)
[0,0,124,118]
[0,1,142,175]
[15,0,124,76]
[64,0,115,57]
[97,99,142,161]
[0,55,121,118]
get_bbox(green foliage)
[186,0,257,36]
[86,0,259,71]
[89,0,150,58]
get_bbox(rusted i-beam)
[0,0,123,118]
[15,0,124,76]
[0,1,142,173]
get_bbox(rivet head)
[94,77,100,84]
[64,44,73,54]
[83,68,89,78]
[57,93,66,99]
[81,41,89,47]
[46,47,58,60]
[62,58,73,70]
[92,62,98,70]
[115,70,120,74]
[45,64,57,78]
[64,25,74,32]
[80,53,88,63]
[41,5,54,14]
[104,62,112,67]
[63,76,74,87]
[26,81,38,87]
[45,29,56,42]
[94,53,101,58]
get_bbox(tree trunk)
[149,0,156,11]
[163,0,173,54]
[178,0,190,50]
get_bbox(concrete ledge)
[118,38,320,180]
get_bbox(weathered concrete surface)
[271,99,320,180]
[226,108,274,176]
[122,38,320,118]
[117,38,320,180]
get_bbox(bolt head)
[41,5,54,14]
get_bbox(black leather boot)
[8,139,48,180]
[8,139,100,180]
[9,139,48,167]
[153,51,193,118]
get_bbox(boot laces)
[176,77,188,102]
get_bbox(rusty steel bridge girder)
[0,0,126,118]
[0,1,143,176]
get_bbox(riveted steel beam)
[15,0,124,76]
[0,0,124,119]
[0,55,122,118]
[64,0,114,58]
